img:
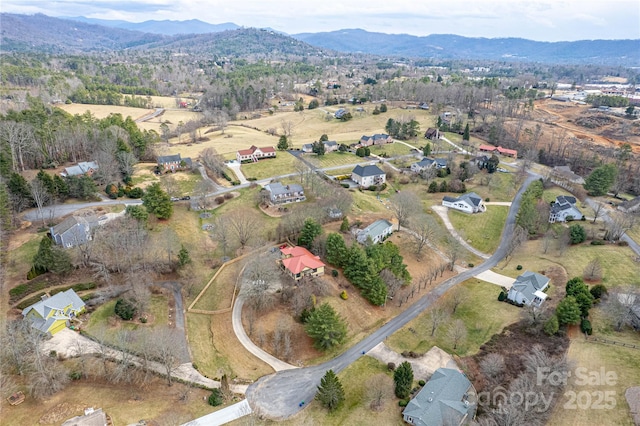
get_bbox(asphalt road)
[245,173,539,420]
[23,199,143,222]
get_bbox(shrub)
[224,192,233,199]
[247,177,257,181]
[498,291,507,302]
[341,183,350,188]
[332,269,339,278]
[485,198,490,202]
[590,240,605,245]
[140,317,148,323]
[340,290,348,300]
[580,319,593,335]
[617,241,629,247]
[192,363,198,370]
[418,379,426,386]
[128,187,144,198]
[208,389,223,406]
[516,265,523,270]
[387,362,396,371]
[215,196,225,204]
[69,371,82,380]
[399,400,408,407]
[49,350,57,358]
[114,298,136,321]
[590,284,607,300]
[467,263,474,268]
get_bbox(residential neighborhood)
[442,192,486,214]
[351,164,386,187]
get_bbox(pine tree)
[178,245,191,267]
[326,233,348,268]
[277,135,289,150]
[305,303,347,351]
[556,296,582,325]
[339,217,349,232]
[463,123,470,141]
[298,218,322,248]
[316,370,345,411]
[423,143,431,156]
[394,361,414,399]
[142,182,173,219]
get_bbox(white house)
[236,145,276,162]
[507,271,550,307]
[442,192,486,214]
[263,182,306,205]
[411,158,436,173]
[549,195,583,223]
[351,164,386,187]
[357,219,394,244]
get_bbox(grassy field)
[57,103,152,121]
[240,154,298,181]
[6,233,42,284]
[387,279,522,357]
[191,259,245,311]
[369,142,414,157]
[495,238,640,287]
[305,151,363,168]
[448,205,509,254]
[3,376,214,426]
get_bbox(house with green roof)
[356,219,393,244]
[22,289,86,336]
[403,368,476,426]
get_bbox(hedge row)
[14,282,97,309]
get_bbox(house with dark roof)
[618,196,640,214]
[442,192,486,214]
[357,219,394,244]
[50,216,97,248]
[403,368,476,426]
[263,182,305,205]
[236,145,276,162]
[433,158,448,169]
[360,134,393,146]
[549,195,583,223]
[323,140,338,152]
[411,158,436,173]
[279,246,325,281]
[351,164,386,187]
[61,161,99,177]
[424,128,439,140]
[507,271,550,307]
[334,108,348,119]
[157,153,192,172]
[22,289,86,335]
[302,143,314,153]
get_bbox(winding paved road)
[244,173,539,420]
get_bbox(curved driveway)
[245,173,539,420]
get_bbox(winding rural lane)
[244,173,539,420]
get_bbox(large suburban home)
[334,108,348,119]
[424,128,439,140]
[551,165,585,185]
[301,143,314,153]
[157,153,192,172]
[507,271,550,307]
[360,134,393,146]
[61,161,99,177]
[619,196,640,214]
[263,182,306,205]
[403,368,476,426]
[442,192,486,214]
[478,144,518,159]
[351,164,386,187]
[323,140,339,152]
[22,289,86,335]
[236,145,277,162]
[411,158,437,173]
[357,219,394,244]
[50,215,97,248]
[549,195,583,223]
[279,246,325,281]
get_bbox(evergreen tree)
[33,236,72,274]
[569,224,586,244]
[544,314,559,335]
[316,370,345,412]
[312,140,326,156]
[379,103,387,113]
[178,245,191,267]
[394,361,414,399]
[463,123,470,141]
[427,181,438,193]
[326,233,348,268]
[343,245,371,286]
[339,217,349,232]
[142,182,173,219]
[423,143,431,157]
[556,296,582,325]
[363,275,388,306]
[36,170,55,196]
[277,135,289,150]
[305,303,347,351]
[298,218,322,248]
[319,134,329,142]
[584,164,617,196]
[126,205,149,222]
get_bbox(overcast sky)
[4,0,640,41]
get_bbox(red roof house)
[478,144,517,158]
[279,246,325,281]
[236,145,277,162]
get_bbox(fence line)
[586,336,639,350]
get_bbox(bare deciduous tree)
[380,268,404,299]
[583,257,603,281]
[446,319,468,350]
[390,190,421,231]
[228,211,260,249]
[29,179,49,227]
[450,288,467,314]
[199,147,226,178]
[366,373,393,411]
[427,306,449,337]
[479,353,505,382]
[152,327,181,386]
[409,213,439,257]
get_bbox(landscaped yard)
[369,142,413,157]
[387,279,522,357]
[305,151,362,168]
[448,205,509,254]
[240,154,298,181]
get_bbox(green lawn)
[448,205,509,254]
[467,172,516,202]
[306,151,361,168]
[495,239,640,287]
[325,167,358,177]
[186,313,233,378]
[240,153,298,180]
[7,234,41,281]
[369,142,413,157]
[387,279,521,357]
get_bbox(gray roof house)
[22,289,86,335]
[61,161,99,177]
[434,158,448,169]
[357,219,394,244]
[618,196,640,214]
[157,153,192,172]
[62,407,108,426]
[302,143,314,153]
[411,158,436,173]
[403,368,476,426]
[323,140,338,152]
[50,215,98,248]
[351,164,386,187]
[442,192,486,214]
[263,182,306,205]
[507,271,550,307]
[549,195,583,223]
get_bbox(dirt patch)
[259,203,291,218]
[39,402,86,424]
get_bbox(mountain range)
[2,13,639,65]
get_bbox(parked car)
[181,196,191,200]
[170,197,180,202]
